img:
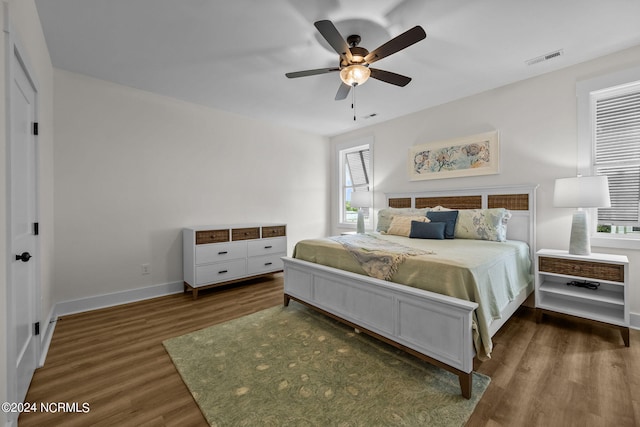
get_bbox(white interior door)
[9,48,39,405]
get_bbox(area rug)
[163,303,490,426]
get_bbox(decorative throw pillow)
[377,208,430,233]
[409,221,446,239]
[386,215,430,237]
[454,208,511,242]
[426,210,459,239]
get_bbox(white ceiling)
[35,0,640,137]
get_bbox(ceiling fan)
[286,20,427,101]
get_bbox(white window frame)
[577,66,640,249]
[336,137,374,230]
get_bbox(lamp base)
[356,209,365,234]
[569,210,591,255]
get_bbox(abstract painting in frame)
[408,131,500,181]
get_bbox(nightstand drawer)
[538,256,624,283]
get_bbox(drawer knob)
[265,262,273,266]
[218,270,228,274]
[218,251,228,255]
[264,245,272,249]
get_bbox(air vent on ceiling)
[525,49,564,66]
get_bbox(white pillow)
[385,216,430,237]
[377,208,430,232]
[454,208,512,241]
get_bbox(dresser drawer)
[248,237,286,257]
[195,241,247,265]
[538,256,625,283]
[195,229,229,244]
[232,227,260,241]
[247,254,284,275]
[196,259,247,285]
[262,225,286,238]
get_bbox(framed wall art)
[408,130,500,181]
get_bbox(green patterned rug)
[163,303,490,426]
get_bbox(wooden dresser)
[183,223,286,299]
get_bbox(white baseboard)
[630,312,640,330]
[38,305,57,367]
[39,281,184,365]
[54,281,184,318]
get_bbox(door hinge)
[34,322,40,336]
[33,122,39,136]
[33,222,39,236]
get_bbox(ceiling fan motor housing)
[340,42,369,69]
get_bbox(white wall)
[1,0,54,424]
[53,69,330,304]
[331,44,640,324]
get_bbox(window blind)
[595,87,640,225]
[345,149,370,188]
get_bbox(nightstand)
[535,249,630,346]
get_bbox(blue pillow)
[426,211,459,239]
[410,221,446,239]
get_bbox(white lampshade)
[350,191,371,208]
[553,175,611,208]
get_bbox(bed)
[282,185,537,398]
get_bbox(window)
[592,83,640,231]
[338,139,373,228]
[577,67,640,244]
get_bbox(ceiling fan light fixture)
[340,64,370,86]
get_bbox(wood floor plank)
[19,274,640,426]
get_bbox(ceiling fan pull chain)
[352,84,357,121]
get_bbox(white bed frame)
[282,184,537,398]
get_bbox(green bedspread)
[292,233,533,359]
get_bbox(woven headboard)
[385,185,538,255]
[388,193,530,211]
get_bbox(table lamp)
[553,175,611,255]
[350,191,371,234]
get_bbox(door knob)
[15,252,32,262]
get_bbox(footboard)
[282,256,479,398]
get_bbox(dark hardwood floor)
[20,274,640,426]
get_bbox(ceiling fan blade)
[314,20,353,63]
[285,67,339,78]
[364,26,426,64]
[369,68,412,87]
[335,82,352,100]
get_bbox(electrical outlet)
[141,263,150,275]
